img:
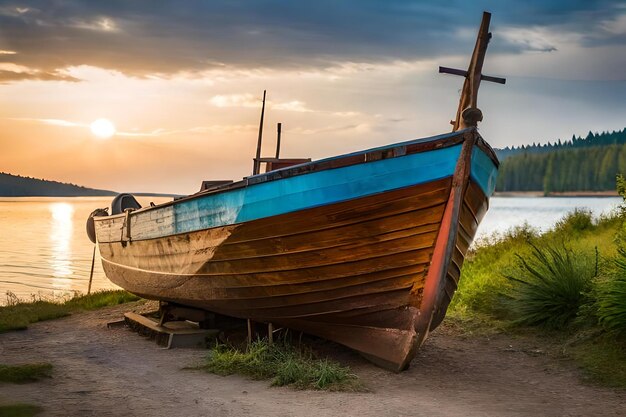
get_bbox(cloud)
[601,14,626,35]
[499,26,570,52]
[0,0,624,83]
[208,94,310,112]
[0,5,35,17]
[288,123,371,135]
[9,117,85,127]
[209,94,260,108]
[272,100,311,112]
[208,93,363,116]
[70,17,119,32]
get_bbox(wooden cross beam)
[439,66,506,85]
[441,11,506,131]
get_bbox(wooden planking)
[98,179,450,277]
[104,259,417,314]
[96,177,456,331]
[102,247,432,310]
[277,311,419,371]
[104,245,432,290]
[187,286,412,321]
[102,226,438,276]
[100,204,444,264]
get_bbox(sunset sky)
[1,0,626,194]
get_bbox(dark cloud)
[0,0,623,80]
[0,69,80,83]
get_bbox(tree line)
[496,128,626,160]
[496,144,626,193]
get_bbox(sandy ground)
[1,302,624,417]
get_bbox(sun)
[90,118,116,139]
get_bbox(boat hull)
[95,128,497,371]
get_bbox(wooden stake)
[87,244,96,294]
[253,90,267,175]
[275,123,282,158]
[268,322,274,345]
[247,318,253,345]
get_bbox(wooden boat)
[88,12,503,371]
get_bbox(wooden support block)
[122,312,219,348]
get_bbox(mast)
[253,90,267,175]
[439,11,505,131]
[275,122,282,158]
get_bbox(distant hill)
[0,172,116,197]
[495,128,626,193]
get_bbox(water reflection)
[49,202,74,292]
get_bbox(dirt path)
[1,302,624,417]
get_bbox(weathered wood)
[268,322,274,344]
[439,66,506,85]
[412,132,476,355]
[253,90,267,175]
[449,11,502,131]
[87,244,96,294]
[124,312,219,348]
[200,180,233,192]
[275,123,282,158]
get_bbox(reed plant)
[502,242,596,329]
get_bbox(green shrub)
[503,242,596,329]
[595,250,626,333]
[554,208,593,233]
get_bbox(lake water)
[0,195,622,304]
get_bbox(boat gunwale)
[95,127,496,222]
[96,179,451,243]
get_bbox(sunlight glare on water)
[49,202,74,294]
[0,196,171,304]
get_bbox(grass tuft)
[0,363,53,384]
[503,242,596,329]
[0,404,43,417]
[199,339,362,391]
[0,290,140,333]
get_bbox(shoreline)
[494,190,620,198]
